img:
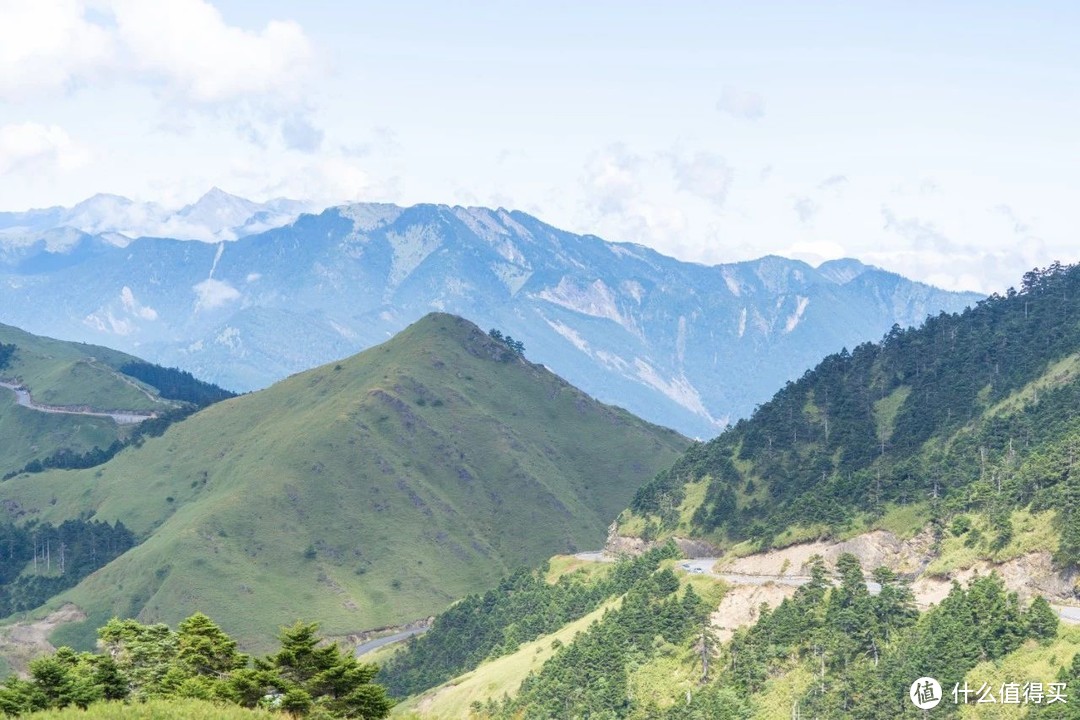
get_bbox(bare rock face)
[0,604,87,677]
[603,522,651,557]
[713,529,935,577]
[823,529,936,576]
[1013,552,1079,600]
[911,551,1080,606]
[601,519,722,559]
[674,537,722,558]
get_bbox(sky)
[1,1,1077,293]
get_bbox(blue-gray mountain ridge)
[0,200,981,437]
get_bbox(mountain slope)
[0,314,688,652]
[0,322,224,475]
[625,261,1080,557]
[0,202,981,437]
[0,322,166,411]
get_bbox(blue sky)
[1,1,1077,292]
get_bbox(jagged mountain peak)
[70,193,135,209]
[177,188,260,222]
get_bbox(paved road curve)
[0,381,155,425]
[355,626,429,657]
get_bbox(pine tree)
[261,621,392,718]
[1025,595,1059,642]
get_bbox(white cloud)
[0,1,319,145]
[281,113,324,153]
[580,144,643,215]
[577,144,695,253]
[668,151,733,205]
[818,174,848,192]
[716,85,765,120]
[0,122,90,174]
[993,204,1031,234]
[0,0,113,99]
[793,196,818,224]
[193,278,240,310]
[252,153,403,208]
[881,207,965,252]
[107,0,314,106]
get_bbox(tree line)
[711,555,1056,718]
[0,613,392,718]
[0,344,14,372]
[473,570,709,719]
[462,554,1058,719]
[2,407,195,481]
[0,519,135,618]
[117,362,236,407]
[380,544,680,698]
[487,329,525,357]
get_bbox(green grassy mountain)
[0,323,157,475]
[0,313,687,653]
[0,322,165,412]
[0,323,231,477]
[0,321,235,479]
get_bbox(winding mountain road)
[0,381,155,425]
[354,626,429,657]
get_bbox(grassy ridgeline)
[0,323,163,411]
[0,322,231,476]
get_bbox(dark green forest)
[0,345,14,372]
[0,519,134,618]
[477,570,708,719]
[117,362,236,407]
[381,545,680,698]
[0,614,391,718]
[387,546,1063,718]
[632,262,1080,552]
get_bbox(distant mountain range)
[0,188,315,247]
[0,198,983,437]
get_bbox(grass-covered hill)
[0,322,233,477]
[0,313,688,653]
[626,261,1080,559]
